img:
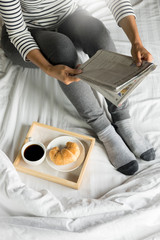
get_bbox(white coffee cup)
[21,140,46,166]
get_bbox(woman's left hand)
[131,42,153,66]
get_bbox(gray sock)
[98,125,138,175]
[115,119,155,161]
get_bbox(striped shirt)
[0,0,135,61]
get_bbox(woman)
[0,0,155,175]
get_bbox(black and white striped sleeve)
[107,0,136,25]
[0,0,39,61]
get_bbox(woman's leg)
[1,25,78,68]
[58,8,155,161]
[57,10,138,174]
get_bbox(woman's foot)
[115,119,155,161]
[98,125,138,175]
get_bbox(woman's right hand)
[26,49,82,85]
[46,64,82,85]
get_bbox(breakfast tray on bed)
[13,122,95,189]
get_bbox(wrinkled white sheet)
[1,149,160,239]
[0,0,160,239]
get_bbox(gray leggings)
[1,8,130,133]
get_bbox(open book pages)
[77,50,156,106]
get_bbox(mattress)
[0,0,160,239]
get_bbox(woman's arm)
[27,49,82,85]
[0,0,81,85]
[119,15,153,66]
[107,0,153,66]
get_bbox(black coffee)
[24,144,44,161]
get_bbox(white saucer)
[46,136,85,172]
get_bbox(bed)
[0,0,160,239]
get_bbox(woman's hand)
[26,49,82,85]
[119,15,153,66]
[131,42,153,66]
[46,64,82,85]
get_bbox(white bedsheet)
[0,0,160,239]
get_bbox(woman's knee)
[31,29,78,68]
[58,10,116,56]
[81,17,116,55]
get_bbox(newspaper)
[77,50,156,106]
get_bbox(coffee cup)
[21,140,46,166]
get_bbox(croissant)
[49,142,80,165]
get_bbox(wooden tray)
[13,122,95,189]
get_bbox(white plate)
[46,136,85,172]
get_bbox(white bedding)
[0,0,160,239]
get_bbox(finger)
[70,75,81,82]
[135,51,142,66]
[64,76,81,85]
[143,52,153,62]
[75,64,81,69]
[67,67,82,75]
